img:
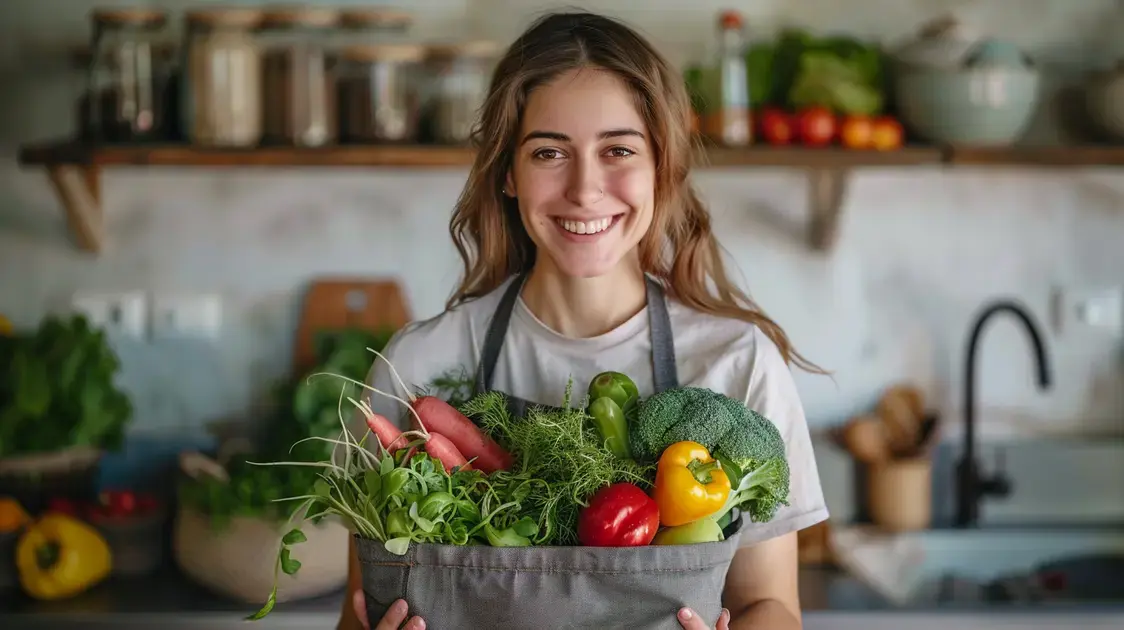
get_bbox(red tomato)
[99,489,138,516]
[47,498,80,517]
[796,106,838,147]
[758,108,795,146]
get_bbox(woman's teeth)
[558,217,612,235]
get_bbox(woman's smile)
[553,213,626,241]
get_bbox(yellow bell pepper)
[654,441,731,527]
[0,497,31,534]
[17,513,112,600]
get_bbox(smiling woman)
[340,11,829,630]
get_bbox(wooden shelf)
[15,140,1124,256]
[18,141,944,169]
[945,145,1124,167]
[18,142,477,168]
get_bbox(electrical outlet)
[150,293,223,340]
[1051,286,1123,338]
[72,291,147,338]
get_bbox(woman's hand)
[351,591,426,630]
[677,607,730,630]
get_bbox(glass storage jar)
[181,8,264,147]
[258,7,339,147]
[337,44,425,143]
[83,9,173,143]
[423,41,498,144]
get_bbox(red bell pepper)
[577,482,660,547]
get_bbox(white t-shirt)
[360,276,829,547]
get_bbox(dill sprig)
[460,380,657,545]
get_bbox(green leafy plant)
[0,315,133,458]
[177,327,397,529]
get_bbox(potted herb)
[0,315,133,512]
[172,328,396,604]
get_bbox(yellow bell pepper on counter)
[16,512,112,600]
[654,441,732,527]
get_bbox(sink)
[830,526,1124,609]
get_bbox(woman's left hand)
[677,607,730,629]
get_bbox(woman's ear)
[504,170,516,197]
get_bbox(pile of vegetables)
[247,353,791,619]
[685,28,888,117]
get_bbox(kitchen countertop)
[1,566,1121,629]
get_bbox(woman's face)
[507,68,656,279]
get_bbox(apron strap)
[645,275,680,393]
[474,273,680,395]
[475,274,528,395]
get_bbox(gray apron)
[357,273,745,629]
[473,272,681,415]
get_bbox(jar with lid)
[337,44,425,143]
[181,8,264,147]
[422,42,498,144]
[257,7,339,147]
[82,9,174,143]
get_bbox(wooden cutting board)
[292,278,412,373]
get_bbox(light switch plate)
[71,291,147,338]
[150,293,223,340]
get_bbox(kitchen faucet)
[955,299,1052,528]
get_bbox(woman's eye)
[607,147,636,158]
[532,148,563,160]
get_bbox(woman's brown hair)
[446,12,824,375]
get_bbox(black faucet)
[955,299,1052,528]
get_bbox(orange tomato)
[839,115,874,149]
[871,116,904,151]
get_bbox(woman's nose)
[565,159,605,207]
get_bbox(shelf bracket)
[46,164,104,254]
[807,167,848,251]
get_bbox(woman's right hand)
[351,590,426,630]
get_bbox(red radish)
[409,396,513,473]
[366,349,515,474]
[423,432,473,473]
[364,412,410,452]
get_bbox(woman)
[339,11,828,630]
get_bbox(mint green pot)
[894,66,1040,145]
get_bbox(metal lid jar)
[337,44,426,143]
[422,41,498,145]
[258,7,340,147]
[83,8,173,143]
[181,8,264,147]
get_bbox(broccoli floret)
[629,387,790,523]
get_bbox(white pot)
[173,505,350,604]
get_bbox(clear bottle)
[701,10,752,146]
